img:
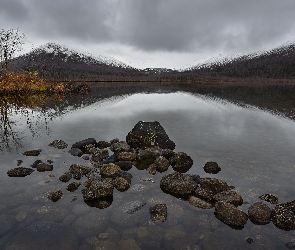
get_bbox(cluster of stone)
[6,122,295,230]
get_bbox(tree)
[0,28,26,72]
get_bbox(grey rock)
[248,202,271,225]
[17,160,23,166]
[7,167,34,177]
[35,162,53,172]
[114,161,133,171]
[170,152,193,173]
[188,196,214,209]
[114,176,130,191]
[117,151,137,161]
[22,149,42,156]
[100,163,121,178]
[97,140,111,149]
[82,178,114,200]
[271,200,295,230]
[48,140,68,149]
[71,138,97,152]
[286,239,295,249]
[199,177,231,195]
[68,148,83,157]
[215,201,248,228]
[154,156,170,173]
[203,161,221,174]
[69,164,91,179]
[110,141,131,153]
[66,182,81,192]
[147,164,157,175]
[149,204,167,222]
[160,171,197,197]
[194,187,214,202]
[126,121,176,149]
[259,193,278,204]
[213,190,243,206]
[59,172,72,182]
[48,190,63,202]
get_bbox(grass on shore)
[0,71,65,95]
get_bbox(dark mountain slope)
[8,43,143,80]
[187,43,295,78]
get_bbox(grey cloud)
[0,0,29,23]
[1,0,295,56]
[115,0,295,53]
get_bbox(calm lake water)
[1,89,295,249]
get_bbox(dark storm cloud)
[116,0,295,52]
[0,0,29,23]
[1,0,295,54]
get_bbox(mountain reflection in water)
[1,86,295,249]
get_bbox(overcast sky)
[1,0,295,69]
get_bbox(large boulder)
[215,201,248,228]
[271,200,295,230]
[126,121,175,150]
[248,202,271,225]
[160,171,197,197]
[169,152,193,173]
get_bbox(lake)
[1,86,295,249]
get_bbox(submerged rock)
[248,202,271,225]
[259,194,278,204]
[68,148,83,157]
[203,161,221,174]
[71,138,97,152]
[22,149,42,156]
[169,152,193,173]
[213,190,243,206]
[214,201,248,228]
[150,204,167,222]
[126,121,176,150]
[7,167,34,177]
[5,221,78,250]
[59,172,72,182]
[49,140,68,149]
[188,195,214,209]
[160,171,197,197]
[199,177,231,195]
[271,200,295,230]
[48,190,63,202]
[66,182,81,192]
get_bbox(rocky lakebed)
[4,121,295,249]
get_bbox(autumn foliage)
[0,71,66,94]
